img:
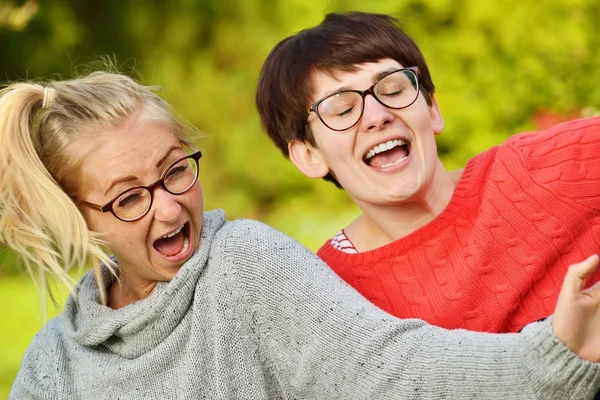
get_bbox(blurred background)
[1,0,599,395]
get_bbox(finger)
[574,254,600,279]
[582,280,600,299]
[562,254,599,295]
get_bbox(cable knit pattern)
[319,117,600,333]
[10,210,600,399]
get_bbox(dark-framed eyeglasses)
[80,149,202,222]
[307,66,421,132]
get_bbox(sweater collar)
[62,209,226,358]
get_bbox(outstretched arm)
[222,219,600,400]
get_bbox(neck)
[346,162,459,251]
[108,272,158,309]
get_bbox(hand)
[552,254,600,362]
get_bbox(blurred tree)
[0,0,38,30]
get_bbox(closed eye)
[167,165,187,178]
[118,193,143,208]
[380,89,404,97]
[335,106,355,117]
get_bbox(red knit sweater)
[318,117,600,333]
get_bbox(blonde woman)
[2,70,600,399]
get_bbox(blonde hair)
[0,70,193,311]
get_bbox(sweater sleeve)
[9,320,59,400]
[219,219,600,400]
[507,116,600,208]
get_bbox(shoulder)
[215,218,307,256]
[23,316,65,360]
[218,217,292,241]
[492,116,600,199]
[11,317,64,397]
[24,316,64,353]
[211,217,328,281]
[504,116,600,157]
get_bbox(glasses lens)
[317,92,363,131]
[374,70,419,109]
[113,188,152,221]
[164,155,199,194]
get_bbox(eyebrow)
[104,145,182,196]
[318,67,400,100]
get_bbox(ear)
[428,94,444,136]
[288,140,329,179]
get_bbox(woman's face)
[77,111,204,292]
[298,58,444,208]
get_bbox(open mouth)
[153,222,191,258]
[363,139,411,168]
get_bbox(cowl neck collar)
[62,209,226,359]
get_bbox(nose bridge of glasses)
[149,182,182,221]
[153,183,176,204]
[107,155,200,221]
[151,185,182,221]
[362,86,391,115]
[313,70,421,131]
[147,178,171,196]
[359,86,398,131]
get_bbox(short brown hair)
[256,11,435,186]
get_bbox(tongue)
[154,231,185,257]
[368,146,408,168]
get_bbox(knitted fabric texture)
[318,117,600,333]
[10,210,600,399]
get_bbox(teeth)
[365,139,407,160]
[162,224,184,239]
[179,236,189,255]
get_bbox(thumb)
[561,254,599,296]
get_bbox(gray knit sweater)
[10,210,600,399]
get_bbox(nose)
[152,188,181,222]
[360,94,394,132]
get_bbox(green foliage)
[1,0,599,394]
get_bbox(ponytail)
[0,70,195,315]
[0,82,114,314]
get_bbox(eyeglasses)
[80,150,202,222]
[307,67,421,131]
